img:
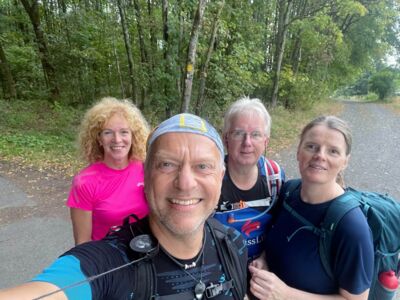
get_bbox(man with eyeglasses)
[0,113,247,300]
[214,96,285,263]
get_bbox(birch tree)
[195,0,224,115]
[181,0,207,113]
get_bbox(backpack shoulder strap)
[282,179,325,242]
[321,193,361,233]
[281,179,301,198]
[133,259,156,299]
[318,193,360,280]
[223,155,229,180]
[105,215,157,299]
[207,218,247,300]
[281,182,361,280]
[258,156,284,201]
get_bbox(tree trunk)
[133,0,148,110]
[20,0,60,102]
[13,0,30,44]
[57,0,67,13]
[162,0,173,118]
[112,39,126,98]
[0,41,17,100]
[116,0,137,102]
[177,0,184,97]
[290,32,302,75]
[147,0,157,70]
[195,0,224,115]
[42,0,54,34]
[181,0,207,113]
[263,1,275,73]
[270,0,292,108]
[133,0,148,65]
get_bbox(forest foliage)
[0,0,399,123]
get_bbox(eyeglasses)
[229,130,264,141]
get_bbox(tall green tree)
[19,0,60,101]
[369,68,398,100]
[0,0,398,117]
[195,0,225,115]
[0,40,17,99]
[116,0,136,101]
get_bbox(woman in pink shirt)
[67,97,150,245]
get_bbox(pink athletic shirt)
[67,161,149,240]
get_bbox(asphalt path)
[0,101,399,297]
[0,176,73,288]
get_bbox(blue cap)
[147,113,224,158]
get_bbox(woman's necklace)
[161,232,207,300]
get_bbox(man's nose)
[174,164,198,191]
[242,133,252,145]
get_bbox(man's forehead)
[231,111,264,124]
[146,134,222,168]
[147,113,224,158]
[152,132,219,153]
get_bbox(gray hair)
[223,96,271,138]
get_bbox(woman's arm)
[249,266,369,300]
[70,208,92,245]
[0,282,67,300]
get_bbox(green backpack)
[282,179,400,300]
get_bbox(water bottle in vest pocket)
[373,270,399,300]
[213,207,272,260]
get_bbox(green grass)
[0,98,344,176]
[267,100,344,155]
[382,96,400,114]
[0,99,85,176]
[393,97,400,112]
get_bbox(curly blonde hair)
[78,97,150,163]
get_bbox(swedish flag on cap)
[147,113,224,158]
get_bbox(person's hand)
[249,252,268,270]
[248,265,290,300]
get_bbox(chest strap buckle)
[205,280,234,298]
